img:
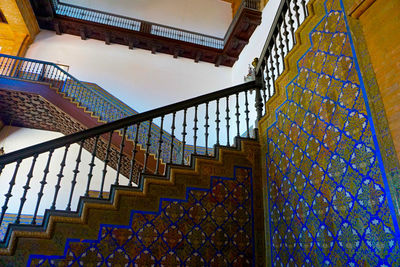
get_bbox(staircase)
[0,0,312,264]
[0,55,170,179]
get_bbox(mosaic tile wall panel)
[265,0,400,265]
[0,214,43,241]
[28,167,255,266]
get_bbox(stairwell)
[0,0,278,264]
[4,0,398,265]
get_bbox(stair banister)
[254,0,309,115]
[0,0,312,250]
[0,81,257,165]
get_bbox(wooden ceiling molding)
[29,0,262,67]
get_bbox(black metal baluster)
[155,116,164,175]
[32,62,40,80]
[269,47,276,95]
[21,61,29,79]
[193,105,198,154]
[115,127,127,185]
[99,131,113,199]
[282,10,291,54]
[264,58,272,101]
[66,140,84,211]
[26,61,34,79]
[48,65,57,85]
[205,102,209,156]
[129,123,140,186]
[255,83,264,124]
[225,96,230,146]
[293,1,301,28]
[169,112,176,164]
[181,109,187,165]
[72,7,78,18]
[15,154,38,224]
[12,58,21,77]
[235,93,240,138]
[51,145,70,210]
[85,136,99,197]
[278,29,285,72]
[55,68,62,89]
[301,0,308,17]
[216,99,220,145]
[142,120,153,174]
[274,37,281,75]
[261,61,268,115]
[4,57,13,76]
[93,10,99,23]
[0,58,5,75]
[288,0,298,45]
[0,159,22,226]
[245,90,250,138]
[32,149,54,224]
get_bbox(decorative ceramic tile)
[0,214,43,241]
[28,167,255,266]
[265,0,400,265]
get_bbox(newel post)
[254,58,265,126]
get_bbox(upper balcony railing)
[0,54,183,163]
[51,0,260,50]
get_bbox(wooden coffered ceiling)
[29,0,262,67]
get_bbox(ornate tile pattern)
[28,167,255,266]
[0,214,43,241]
[266,0,400,265]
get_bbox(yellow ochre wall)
[222,0,269,17]
[0,0,39,56]
[350,0,400,160]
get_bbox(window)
[0,10,8,24]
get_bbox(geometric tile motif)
[0,214,43,241]
[266,0,400,265]
[28,167,255,266]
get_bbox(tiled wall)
[265,0,400,265]
[28,167,256,266]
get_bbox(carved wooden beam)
[54,21,62,35]
[105,32,111,45]
[80,27,87,40]
[215,55,223,67]
[195,51,202,63]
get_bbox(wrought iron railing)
[0,54,183,164]
[51,0,261,49]
[255,0,310,109]
[0,79,262,245]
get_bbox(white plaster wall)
[26,30,233,112]
[63,0,232,37]
[0,126,129,216]
[231,0,281,85]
